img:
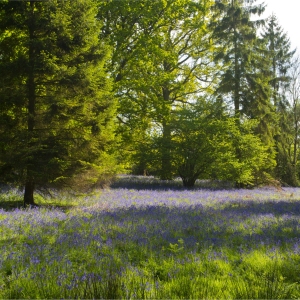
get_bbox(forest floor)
[0,176,300,298]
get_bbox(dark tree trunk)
[179,162,198,188]
[182,177,196,188]
[161,120,172,180]
[160,82,172,180]
[24,179,35,207]
[24,1,36,207]
[233,14,240,119]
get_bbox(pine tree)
[261,14,297,185]
[261,14,296,108]
[210,0,266,118]
[0,0,117,206]
[210,0,276,183]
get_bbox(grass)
[0,176,300,299]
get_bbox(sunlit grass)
[1,178,300,298]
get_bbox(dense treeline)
[0,0,299,205]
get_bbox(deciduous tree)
[98,0,215,179]
[172,99,275,187]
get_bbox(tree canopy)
[0,0,299,194]
[0,0,117,205]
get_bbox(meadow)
[1,176,300,299]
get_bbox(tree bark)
[24,179,35,207]
[160,82,172,180]
[182,177,196,188]
[161,120,172,180]
[233,0,240,120]
[24,1,36,206]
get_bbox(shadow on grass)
[0,200,75,212]
[0,184,80,211]
[220,199,300,216]
[110,175,234,191]
[88,200,300,252]
[39,203,76,212]
[0,200,24,211]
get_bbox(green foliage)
[210,0,266,116]
[171,99,276,187]
[209,0,279,184]
[125,98,276,187]
[260,15,297,185]
[262,14,296,107]
[0,0,118,204]
[212,118,276,186]
[0,0,298,189]
[171,100,224,186]
[98,0,215,179]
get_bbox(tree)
[210,0,277,181]
[261,14,296,108]
[171,99,225,187]
[98,0,215,179]
[0,0,117,206]
[210,0,275,127]
[171,99,275,187]
[278,56,300,185]
[261,14,297,184]
[210,0,265,118]
[97,0,165,175]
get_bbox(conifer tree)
[0,0,117,206]
[210,0,276,183]
[261,14,297,184]
[210,0,266,118]
[261,14,296,108]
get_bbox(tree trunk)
[161,120,172,180]
[293,103,298,176]
[233,26,240,118]
[159,81,173,180]
[24,1,36,207]
[231,0,240,120]
[182,177,196,188]
[24,179,35,207]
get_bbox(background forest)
[0,0,299,206]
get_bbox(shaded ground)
[110,175,234,191]
[0,200,24,210]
